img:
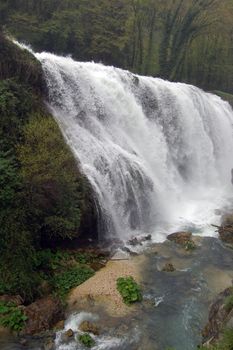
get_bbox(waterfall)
[34,52,233,241]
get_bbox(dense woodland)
[0,0,233,301]
[0,0,233,93]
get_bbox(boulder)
[64,329,74,338]
[23,296,64,335]
[79,321,100,335]
[162,263,176,272]
[167,231,192,246]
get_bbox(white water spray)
[32,51,233,241]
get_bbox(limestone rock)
[167,231,192,246]
[79,321,100,335]
[162,263,176,272]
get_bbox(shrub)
[78,333,95,348]
[0,302,28,331]
[116,276,142,305]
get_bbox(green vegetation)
[1,0,233,94]
[18,115,87,241]
[78,333,95,348]
[0,36,96,302]
[0,302,28,331]
[116,276,142,305]
[52,266,94,300]
[199,329,233,350]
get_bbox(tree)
[159,0,217,81]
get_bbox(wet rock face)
[167,231,192,246]
[22,296,64,335]
[202,287,233,344]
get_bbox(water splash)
[31,51,233,241]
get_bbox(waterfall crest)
[35,52,233,241]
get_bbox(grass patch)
[116,276,142,305]
[0,302,28,331]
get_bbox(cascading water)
[33,51,233,241]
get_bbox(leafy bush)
[116,276,142,305]
[52,266,94,300]
[78,333,95,348]
[0,302,28,331]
